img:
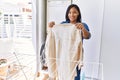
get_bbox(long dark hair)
[65,4,82,22]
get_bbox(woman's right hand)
[48,21,55,28]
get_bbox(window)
[0,0,36,79]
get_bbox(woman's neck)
[70,21,77,24]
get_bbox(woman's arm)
[75,23,91,39]
[81,27,91,39]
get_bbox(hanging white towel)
[45,23,83,80]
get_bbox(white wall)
[73,0,104,79]
[101,0,120,80]
[47,0,71,24]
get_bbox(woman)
[48,4,91,80]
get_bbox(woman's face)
[68,7,79,24]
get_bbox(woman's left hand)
[75,23,91,39]
[75,23,84,30]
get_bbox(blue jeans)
[74,66,81,80]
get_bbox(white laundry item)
[45,24,83,80]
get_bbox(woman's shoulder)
[82,22,87,26]
[82,22,90,31]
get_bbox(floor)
[0,53,36,80]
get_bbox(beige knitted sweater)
[45,24,83,80]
